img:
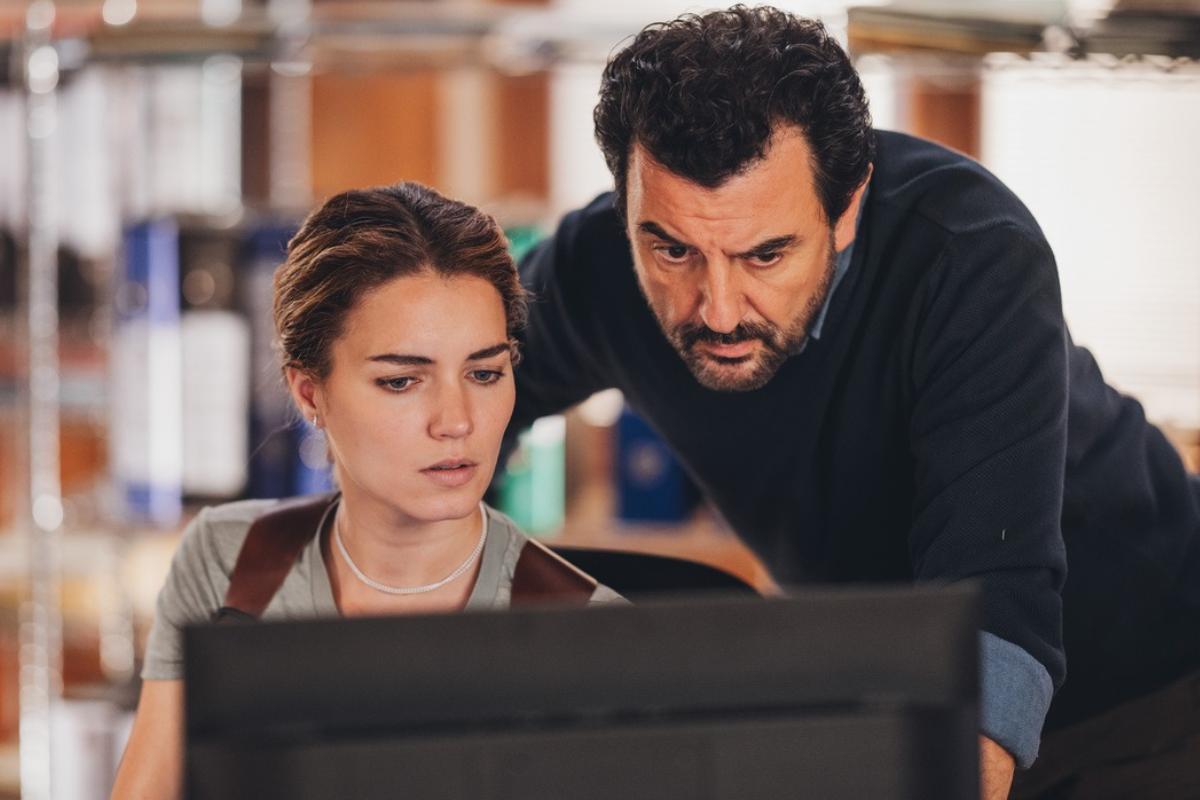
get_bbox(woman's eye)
[470,370,504,385]
[378,377,415,392]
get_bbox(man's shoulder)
[871,130,1044,242]
[556,191,628,253]
[520,191,635,311]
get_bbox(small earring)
[312,415,319,428]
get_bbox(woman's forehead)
[338,273,508,363]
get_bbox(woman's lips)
[421,462,478,488]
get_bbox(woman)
[112,182,618,799]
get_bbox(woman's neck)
[325,486,485,613]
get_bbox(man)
[510,6,1200,799]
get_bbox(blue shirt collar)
[807,183,868,343]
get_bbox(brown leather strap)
[220,492,338,620]
[510,538,598,606]
[221,496,593,619]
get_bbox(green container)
[505,225,544,262]
[498,415,565,537]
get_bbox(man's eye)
[747,252,782,266]
[655,244,691,263]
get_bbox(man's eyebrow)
[637,221,689,246]
[733,235,800,259]
[466,343,510,361]
[638,223,799,257]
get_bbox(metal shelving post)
[268,0,313,209]
[18,0,64,798]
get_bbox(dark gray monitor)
[184,586,980,799]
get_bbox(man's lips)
[701,340,757,359]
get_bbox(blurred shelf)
[1086,9,1200,58]
[849,3,1200,58]
[848,5,1052,56]
[1,2,714,78]
[87,15,279,63]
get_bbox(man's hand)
[980,735,1016,800]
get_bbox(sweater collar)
[805,182,869,345]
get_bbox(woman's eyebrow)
[466,343,510,361]
[367,354,433,366]
[367,343,509,365]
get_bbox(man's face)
[625,125,864,391]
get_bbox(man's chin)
[686,353,775,392]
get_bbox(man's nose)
[429,383,473,439]
[698,261,745,334]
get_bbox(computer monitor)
[184,585,980,800]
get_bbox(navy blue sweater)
[512,131,1200,756]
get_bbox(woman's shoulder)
[481,504,625,605]
[481,504,528,545]
[174,497,289,575]
[195,497,283,527]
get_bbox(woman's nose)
[429,384,473,439]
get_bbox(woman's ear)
[285,366,323,427]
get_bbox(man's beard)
[654,241,837,392]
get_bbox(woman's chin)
[342,471,488,524]
[396,492,485,525]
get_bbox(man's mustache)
[676,321,782,352]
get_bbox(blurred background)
[0,0,1198,796]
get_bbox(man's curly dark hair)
[594,5,874,223]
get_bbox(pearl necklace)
[333,503,488,595]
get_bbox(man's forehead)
[627,132,823,219]
[627,134,824,245]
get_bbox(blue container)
[615,407,698,523]
[242,224,302,499]
[113,220,183,526]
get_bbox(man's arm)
[981,735,1016,800]
[906,223,1070,769]
[509,199,618,433]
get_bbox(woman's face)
[291,271,515,524]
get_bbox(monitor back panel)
[189,709,978,799]
[185,588,980,800]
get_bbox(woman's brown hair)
[274,182,527,380]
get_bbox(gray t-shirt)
[143,499,621,680]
